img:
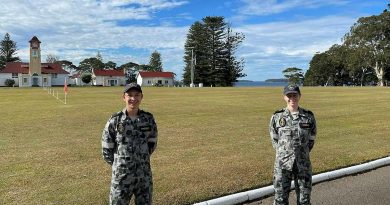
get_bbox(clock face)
[32,42,38,48]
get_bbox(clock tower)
[29,36,42,75]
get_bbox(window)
[148,80,151,84]
[165,80,168,84]
[32,50,38,57]
[43,78,47,83]
[51,73,57,78]
[23,78,28,84]
[12,73,18,78]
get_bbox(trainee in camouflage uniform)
[102,83,158,205]
[269,85,316,205]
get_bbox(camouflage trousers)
[273,161,312,205]
[110,167,153,205]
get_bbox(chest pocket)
[298,118,312,145]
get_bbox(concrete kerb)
[193,156,390,205]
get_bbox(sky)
[0,0,388,81]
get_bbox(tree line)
[293,5,390,87]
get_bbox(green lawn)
[0,86,389,205]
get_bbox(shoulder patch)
[274,108,285,114]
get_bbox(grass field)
[0,86,389,205]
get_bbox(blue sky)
[0,0,387,81]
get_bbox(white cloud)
[238,0,350,16]
[236,15,356,80]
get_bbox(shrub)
[81,74,92,84]
[4,79,15,87]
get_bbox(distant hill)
[237,80,254,82]
[265,78,288,83]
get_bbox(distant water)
[233,81,288,87]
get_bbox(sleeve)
[101,118,117,165]
[148,116,158,154]
[308,113,317,151]
[309,113,317,141]
[269,115,279,149]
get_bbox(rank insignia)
[117,122,124,134]
[279,118,286,127]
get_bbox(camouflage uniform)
[102,108,158,205]
[269,107,316,205]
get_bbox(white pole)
[191,48,194,87]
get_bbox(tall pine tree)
[149,50,163,71]
[183,16,245,86]
[0,33,21,69]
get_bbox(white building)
[136,71,174,86]
[68,71,92,86]
[92,69,126,86]
[0,36,69,87]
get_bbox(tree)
[105,61,117,70]
[149,50,163,71]
[183,16,245,86]
[81,74,92,84]
[57,60,78,72]
[283,67,304,85]
[222,24,246,86]
[344,46,377,86]
[79,57,104,72]
[325,44,350,86]
[137,64,153,71]
[0,33,20,69]
[46,54,59,63]
[304,52,330,86]
[120,62,139,84]
[183,21,208,85]
[343,7,390,86]
[96,51,103,62]
[304,44,350,86]
[203,16,227,86]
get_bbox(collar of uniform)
[298,107,309,117]
[122,108,143,118]
[283,107,305,116]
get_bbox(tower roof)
[29,36,41,43]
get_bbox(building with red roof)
[92,69,126,86]
[0,36,69,87]
[136,71,175,86]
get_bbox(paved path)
[243,165,390,205]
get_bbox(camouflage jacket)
[269,107,316,171]
[101,108,158,168]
